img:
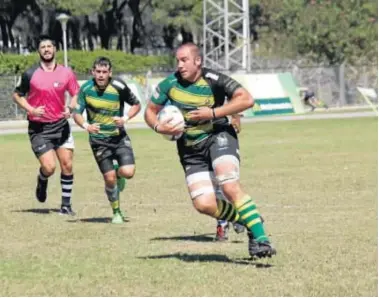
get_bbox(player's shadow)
[66,217,129,223]
[12,208,60,214]
[139,253,273,268]
[151,234,215,242]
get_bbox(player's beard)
[39,52,55,63]
[96,78,109,90]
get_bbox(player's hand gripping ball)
[157,105,185,141]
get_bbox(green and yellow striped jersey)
[151,68,242,146]
[75,78,140,139]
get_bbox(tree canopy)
[250,0,377,64]
[36,0,103,16]
[0,0,376,65]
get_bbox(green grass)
[0,117,377,296]
[310,107,375,114]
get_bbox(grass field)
[0,117,377,297]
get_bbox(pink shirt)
[15,64,80,122]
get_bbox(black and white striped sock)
[39,167,48,181]
[61,173,73,207]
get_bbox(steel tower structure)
[203,0,251,71]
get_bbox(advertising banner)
[244,98,295,117]
[234,73,296,117]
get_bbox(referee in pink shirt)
[12,35,80,216]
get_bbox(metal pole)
[242,0,247,70]
[224,0,229,70]
[203,0,207,67]
[243,0,251,71]
[62,26,68,67]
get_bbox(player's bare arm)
[72,112,100,134]
[62,94,79,119]
[68,95,78,111]
[188,87,253,121]
[113,103,141,127]
[144,101,183,135]
[12,92,45,117]
[231,114,242,133]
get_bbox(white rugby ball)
[158,105,184,141]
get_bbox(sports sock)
[61,173,73,207]
[39,167,48,181]
[233,195,268,242]
[217,219,228,226]
[38,168,48,188]
[105,186,120,214]
[113,163,119,175]
[213,199,241,222]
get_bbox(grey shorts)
[89,134,135,174]
[177,125,240,177]
[28,118,73,158]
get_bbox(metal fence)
[0,75,24,120]
[253,63,378,107]
[1,63,377,120]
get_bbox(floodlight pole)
[56,13,70,67]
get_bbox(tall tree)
[151,0,202,48]
[36,0,103,16]
[35,0,103,50]
[250,0,378,65]
[0,0,37,51]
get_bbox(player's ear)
[195,55,202,66]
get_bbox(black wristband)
[212,108,216,119]
[67,106,73,113]
[153,123,159,132]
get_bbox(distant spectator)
[303,90,329,112]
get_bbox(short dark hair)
[38,35,56,47]
[92,56,112,70]
[176,42,203,62]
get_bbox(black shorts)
[89,134,135,174]
[177,125,239,177]
[28,118,72,158]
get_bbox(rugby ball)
[157,105,184,141]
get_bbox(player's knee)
[193,195,217,216]
[43,167,55,177]
[118,165,135,179]
[221,181,242,200]
[104,171,117,187]
[42,163,56,177]
[60,160,73,174]
[213,155,240,184]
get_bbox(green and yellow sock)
[234,195,268,242]
[213,199,241,222]
[105,186,120,214]
[113,163,126,192]
[110,199,120,214]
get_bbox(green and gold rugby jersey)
[151,68,242,146]
[75,78,140,139]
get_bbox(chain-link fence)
[1,63,377,120]
[251,63,378,107]
[0,75,26,120]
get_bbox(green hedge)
[0,50,175,75]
